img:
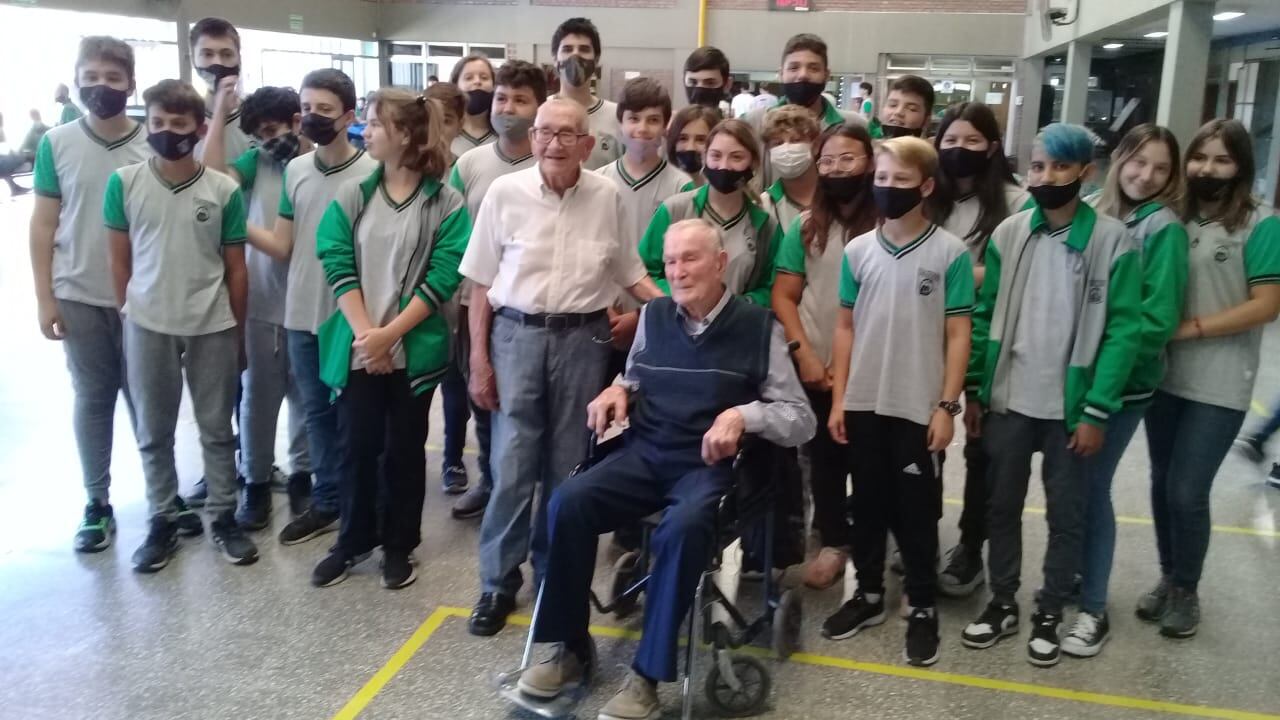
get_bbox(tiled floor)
[0,191,1277,719]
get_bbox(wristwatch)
[938,400,962,417]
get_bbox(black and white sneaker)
[312,548,371,587]
[132,516,178,573]
[905,607,941,666]
[278,507,339,545]
[210,511,259,565]
[382,551,417,589]
[962,601,1019,649]
[938,543,985,597]
[1027,610,1062,667]
[822,592,886,640]
[173,495,204,537]
[1061,611,1109,658]
[441,464,468,495]
[74,502,115,553]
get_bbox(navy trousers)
[532,439,732,682]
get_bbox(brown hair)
[616,76,672,124]
[1183,118,1256,233]
[706,118,761,169]
[76,36,135,82]
[761,104,820,146]
[781,33,828,68]
[495,60,548,104]
[1096,123,1184,219]
[803,122,876,253]
[425,82,465,123]
[370,88,449,178]
[143,79,205,124]
[449,54,496,86]
[189,17,240,51]
[665,104,721,160]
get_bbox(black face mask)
[1187,175,1233,202]
[872,184,923,220]
[673,150,702,175]
[466,89,494,116]
[300,113,341,146]
[197,63,240,88]
[782,81,825,108]
[1028,177,1082,210]
[79,84,129,119]
[939,147,991,180]
[262,133,301,166]
[879,123,922,139]
[147,130,198,161]
[703,166,753,194]
[686,86,723,108]
[558,56,596,88]
[819,173,867,203]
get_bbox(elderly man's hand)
[587,385,629,437]
[702,408,746,465]
[469,357,499,411]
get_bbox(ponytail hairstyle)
[1183,118,1257,233]
[802,121,876,254]
[1096,123,1184,219]
[369,87,449,179]
[926,101,1017,243]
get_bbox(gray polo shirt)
[550,95,621,171]
[228,147,287,324]
[942,183,1031,265]
[195,106,254,164]
[452,129,496,162]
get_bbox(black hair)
[684,46,730,83]
[859,81,873,95]
[301,68,357,112]
[239,86,300,136]
[926,102,1017,243]
[143,79,205,123]
[889,74,935,115]
[189,17,240,51]
[495,60,549,104]
[552,17,602,58]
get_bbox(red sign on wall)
[770,0,811,10]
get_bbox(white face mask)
[769,142,813,180]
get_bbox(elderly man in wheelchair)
[511,218,816,720]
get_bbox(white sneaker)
[1061,611,1109,658]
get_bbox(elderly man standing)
[514,218,815,720]
[461,98,663,637]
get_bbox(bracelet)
[1193,317,1204,338]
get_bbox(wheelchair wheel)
[704,654,771,717]
[772,589,803,659]
[610,551,642,618]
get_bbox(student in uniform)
[771,121,876,590]
[1137,118,1280,639]
[450,54,497,159]
[743,34,864,139]
[683,46,731,111]
[818,137,972,667]
[310,89,470,589]
[760,105,821,237]
[190,17,251,164]
[857,81,874,119]
[104,79,256,571]
[923,101,1029,598]
[961,123,1141,667]
[55,83,84,126]
[202,83,314,531]
[666,104,719,185]
[446,60,547,521]
[29,36,158,552]
[426,82,466,166]
[1057,123,1188,657]
[548,17,620,170]
[243,68,376,547]
[640,118,779,306]
[870,75,935,140]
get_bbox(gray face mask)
[491,113,534,140]
[558,56,597,88]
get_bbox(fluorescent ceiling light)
[1144,31,1169,38]
[1214,11,1245,21]
[1102,42,1125,49]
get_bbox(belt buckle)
[544,313,571,331]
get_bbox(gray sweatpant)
[58,299,136,504]
[125,321,239,520]
[239,319,309,485]
[983,410,1086,615]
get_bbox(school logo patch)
[1087,279,1105,304]
[193,202,213,223]
[917,269,939,296]
[599,135,611,153]
[1214,245,1230,263]
[745,234,755,255]
[1190,237,1200,249]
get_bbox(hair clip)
[415,95,428,106]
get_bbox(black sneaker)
[452,485,490,520]
[1027,610,1062,667]
[132,516,178,573]
[235,482,272,531]
[1268,463,1280,490]
[442,464,468,495]
[311,548,370,587]
[1232,435,1265,464]
[469,592,516,636]
[210,511,259,565]
[382,551,418,589]
[1135,576,1171,622]
[938,543,985,598]
[286,472,313,516]
[962,601,1020,649]
[1061,611,1109,658]
[173,495,204,537]
[905,607,941,666]
[185,478,208,508]
[74,502,115,553]
[822,591,887,640]
[278,507,339,545]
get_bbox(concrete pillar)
[176,0,191,84]
[1061,41,1091,125]
[1265,68,1280,206]
[1013,57,1045,173]
[1156,0,1214,145]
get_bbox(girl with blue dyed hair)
[961,122,1143,668]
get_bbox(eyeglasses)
[816,153,869,173]
[531,127,590,146]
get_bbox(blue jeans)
[1078,404,1145,614]
[440,358,469,469]
[287,330,342,514]
[1144,391,1245,591]
[1249,393,1280,444]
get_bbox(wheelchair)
[496,432,803,719]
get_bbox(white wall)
[27,0,378,39]
[1023,0,1175,58]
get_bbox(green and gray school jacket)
[761,180,808,242]
[315,165,471,396]
[638,184,780,307]
[966,201,1143,431]
[1084,196,1189,407]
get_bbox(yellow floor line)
[1251,400,1267,416]
[334,606,1280,720]
[941,498,1277,538]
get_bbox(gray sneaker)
[599,670,660,720]
[1160,586,1200,638]
[451,484,490,520]
[1135,576,1171,622]
[516,643,588,699]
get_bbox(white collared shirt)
[459,163,647,314]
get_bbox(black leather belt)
[496,307,607,330]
